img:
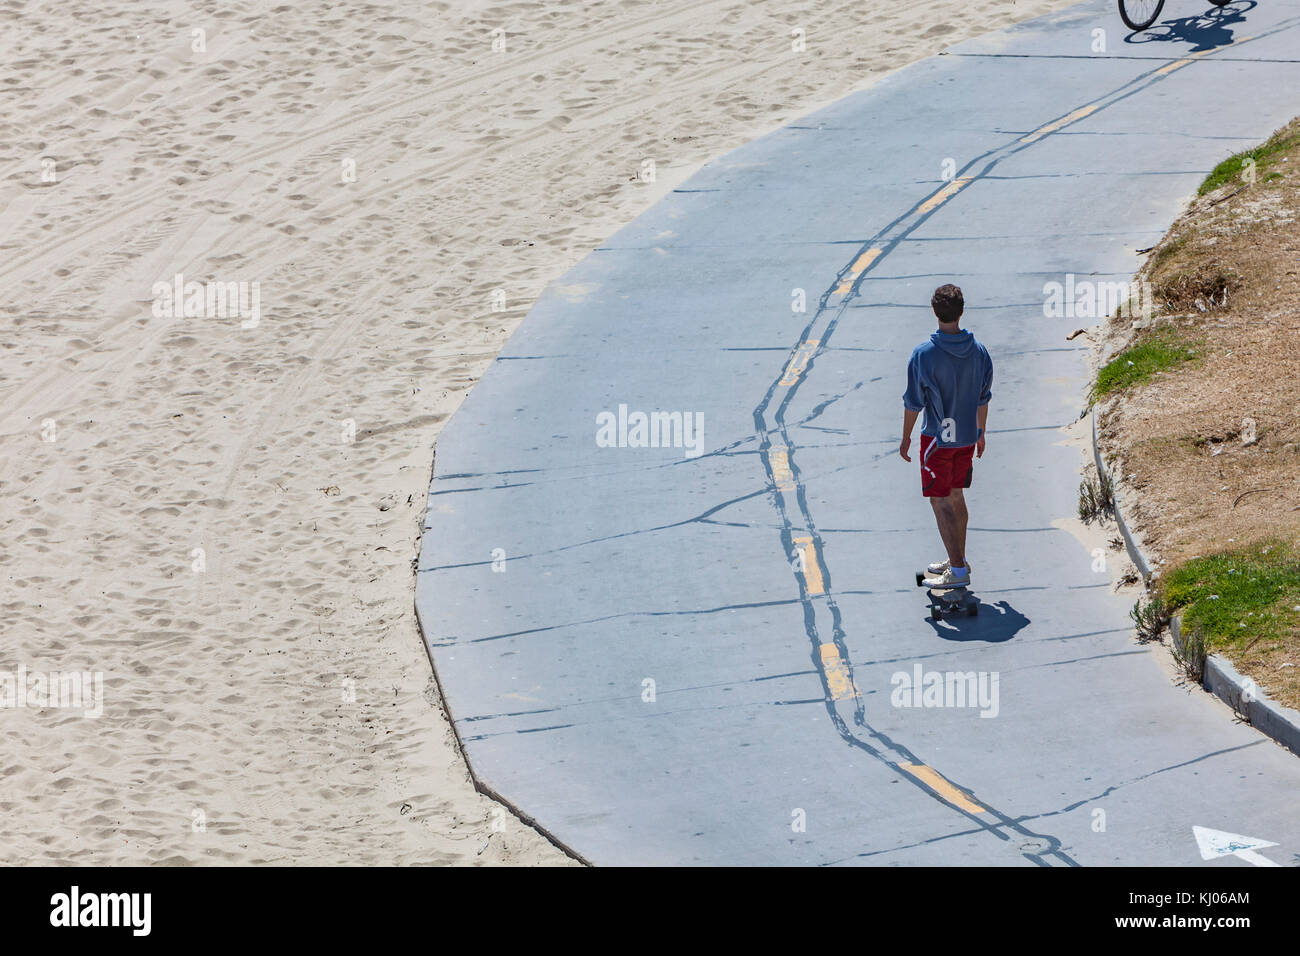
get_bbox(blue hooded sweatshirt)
[902,330,993,447]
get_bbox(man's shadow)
[924,598,1029,643]
[1123,1,1256,54]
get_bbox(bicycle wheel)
[1208,0,1232,5]
[1119,0,1165,29]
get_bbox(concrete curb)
[412,594,591,866]
[1092,408,1300,759]
[1090,409,1151,583]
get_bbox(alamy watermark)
[890,665,999,718]
[595,404,704,458]
[0,665,103,718]
[50,886,150,936]
[151,272,261,328]
[1043,274,1152,320]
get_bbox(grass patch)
[1078,468,1114,524]
[1160,541,1300,661]
[1172,623,1208,683]
[1130,594,1169,643]
[1198,125,1300,195]
[1092,326,1202,399]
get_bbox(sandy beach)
[1,0,1077,865]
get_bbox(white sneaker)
[923,566,971,590]
[926,559,973,575]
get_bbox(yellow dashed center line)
[778,339,819,386]
[770,447,794,492]
[848,247,883,273]
[792,535,824,595]
[900,763,987,815]
[818,643,859,700]
[1020,104,1100,144]
[1156,58,1192,75]
[833,247,884,293]
[917,176,972,214]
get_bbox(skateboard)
[915,571,978,620]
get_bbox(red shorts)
[920,434,974,497]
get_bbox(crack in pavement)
[427,594,803,648]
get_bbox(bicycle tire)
[1119,0,1165,29]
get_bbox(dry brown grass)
[1095,117,1300,709]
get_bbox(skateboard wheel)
[915,572,925,587]
[931,606,942,621]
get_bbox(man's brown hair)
[931,284,964,324]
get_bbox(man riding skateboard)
[898,284,992,591]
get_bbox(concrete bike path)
[416,0,1300,865]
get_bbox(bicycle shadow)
[925,598,1029,643]
[1123,1,1256,54]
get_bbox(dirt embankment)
[1094,117,1300,709]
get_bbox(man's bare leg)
[949,488,968,566]
[928,494,965,568]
